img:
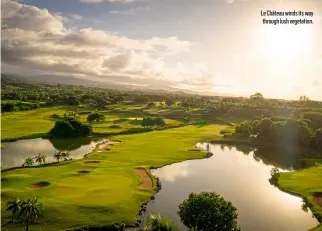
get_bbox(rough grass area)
[1,124,229,231]
[279,163,322,230]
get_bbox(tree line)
[235,112,322,151]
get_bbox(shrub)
[87,112,105,123]
[142,117,166,127]
[143,214,177,231]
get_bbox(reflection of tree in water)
[235,145,254,155]
[216,144,303,170]
[252,146,302,170]
[49,137,93,151]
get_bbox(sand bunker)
[97,140,120,152]
[29,181,50,189]
[136,169,152,189]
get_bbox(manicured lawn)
[279,163,322,231]
[1,124,229,231]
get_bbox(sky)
[2,0,322,100]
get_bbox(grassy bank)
[1,124,229,231]
[278,163,322,231]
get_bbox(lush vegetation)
[141,117,166,127]
[234,114,322,152]
[87,112,105,123]
[1,74,322,231]
[178,192,240,231]
[142,214,177,231]
[1,124,228,230]
[5,196,42,231]
[50,118,92,138]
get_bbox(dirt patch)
[313,193,322,211]
[136,169,152,189]
[188,149,201,152]
[83,161,100,166]
[78,170,91,174]
[29,181,50,189]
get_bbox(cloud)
[2,0,212,91]
[109,6,150,15]
[56,12,83,23]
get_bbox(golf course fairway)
[1,124,229,230]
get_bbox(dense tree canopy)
[178,192,240,231]
[235,114,322,151]
[50,118,92,138]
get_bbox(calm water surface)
[1,137,106,168]
[143,143,319,231]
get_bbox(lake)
[1,137,107,168]
[142,143,319,231]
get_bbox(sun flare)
[258,24,313,59]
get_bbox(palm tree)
[34,153,47,165]
[53,151,63,162]
[19,196,41,231]
[143,214,177,231]
[23,157,34,167]
[61,151,71,161]
[6,197,22,222]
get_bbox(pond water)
[1,137,107,168]
[142,143,319,231]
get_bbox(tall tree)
[34,153,47,165]
[19,196,41,231]
[23,157,34,167]
[53,151,63,162]
[6,198,22,223]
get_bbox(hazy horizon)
[2,0,322,100]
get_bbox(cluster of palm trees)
[53,151,71,162]
[22,153,47,167]
[22,151,71,167]
[6,196,42,231]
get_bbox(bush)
[87,112,105,123]
[142,117,166,127]
[178,192,240,231]
[143,214,177,231]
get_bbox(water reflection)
[1,138,106,168]
[154,163,191,182]
[144,144,318,231]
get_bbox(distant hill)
[1,73,130,90]
[1,73,237,98]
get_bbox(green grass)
[1,124,229,231]
[1,105,184,140]
[1,107,71,140]
[279,163,322,229]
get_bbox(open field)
[1,124,229,230]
